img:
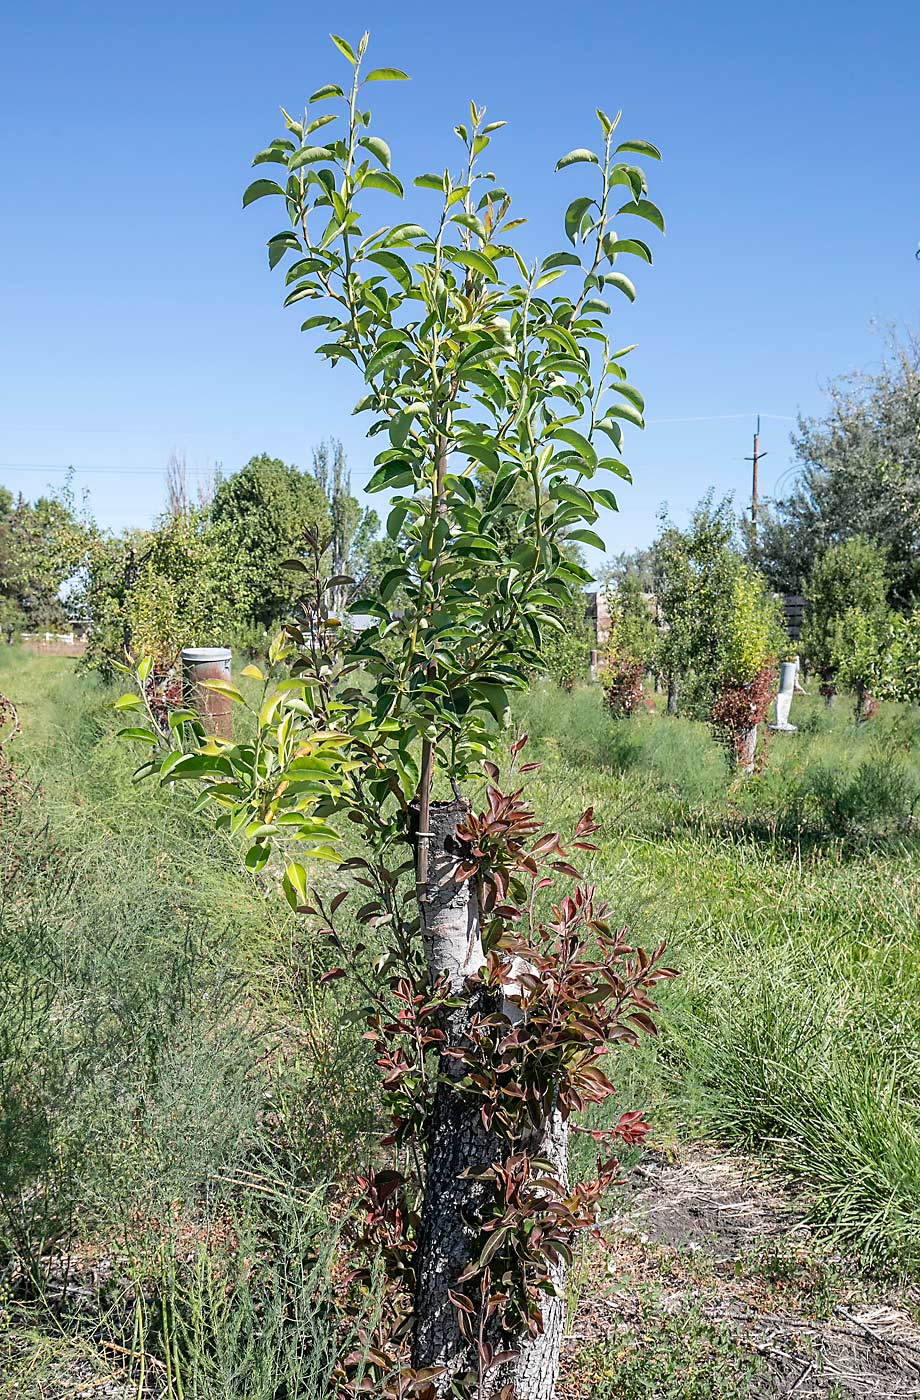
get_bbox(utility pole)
[745,415,767,543]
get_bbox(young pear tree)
[601,574,657,716]
[800,537,890,705]
[829,605,903,722]
[653,499,782,769]
[893,609,920,706]
[119,34,669,1399]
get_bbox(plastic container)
[180,646,233,740]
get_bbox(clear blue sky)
[2,0,918,559]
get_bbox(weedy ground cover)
[1,652,918,1395]
[518,682,920,1271]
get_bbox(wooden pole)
[745,415,767,543]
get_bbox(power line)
[646,412,795,424]
[0,463,215,476]
[0,461,378,478]
[0,411,799,434]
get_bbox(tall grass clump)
[0,653,383,1389]
[742,698,920,842]
[514,682,727,813]
[110,1179,390,1400]
[514,680,920,1273]
[672,942,920,1271]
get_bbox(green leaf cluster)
[238,35,662,792]
[118,31,663,941]
[653,495,783,716]
[0,481,93,634]
[800,536,891,684]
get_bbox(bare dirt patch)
[561,1143,920,1398]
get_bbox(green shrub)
[741,703,920,839]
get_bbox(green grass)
[1,652,920,1394]
[571,1297,767,1398]
[518,681,920,1272]
[0,650,383,1396]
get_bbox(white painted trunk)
[411,800,568,1399]
[737,723,758,774]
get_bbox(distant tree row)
[604,501,920,741]
[3,441,595,682]
[81,441,395,674]
[799,535,920,716]
[757,327,920,611]
[597,324,920,736]
[602,496,785,767]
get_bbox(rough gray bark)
[666,674,679,715]
[411,800,569,1399]
[500,1110,569,1400]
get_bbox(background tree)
[209,453,330,627]
[83,444,393,672]
[829,604,901,722]
[533,586,592,690]
[0,489,25,641]
[122,35,667,1399]
[601,574,657,716]
[598,542,655,592]
[607,573,657,664]
[311,438,382,613]
[165,449,191,519]
[653,496,737,715]
[126,512,236,664]
[708,568,784,769]
[653,497,782,766]
[799,536,890,702]
[891,609,920,706]
[81,534,134,675]
[82,511,238,675]
[760,329,920,608]
[0,483,91,632]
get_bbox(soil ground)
[11,1144,920,1399]
[561,1144,920,1398]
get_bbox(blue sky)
[1,0,918,559]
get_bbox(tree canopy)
[0,484,91,634]
[799,536,890,686]
[760,331,920,609]
[209,453,331,628]
[653,496,783,721]
[79,442,386,669]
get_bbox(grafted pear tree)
[800,537,891,707]
[119,34,670,1399]
[652,499,782,771]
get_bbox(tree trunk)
[735,724,758,775]
[854,682,875,724]
[496,1110,569,1400]
[666,674,679,715]
[411,800,568,1400]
